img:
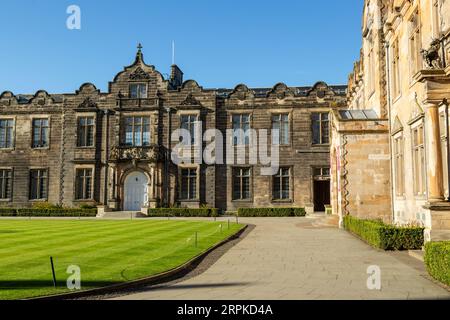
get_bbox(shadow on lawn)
[0,280,122,290]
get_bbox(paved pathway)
[113,217,450,300]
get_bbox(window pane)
[139,84,147,98]
[130,84,138,98]
[143,124,150,146]
[282,119,289,144]
[321,120,330,144]
[0,170,12,199]
[40,173,47,199]
[189,176,196,200]
[125,118,133,146]
[312,119,320,144]
[272,120,280,145]
[30,173,38,200]
[282,177,290,199]
[242,176,250,199]
[87,125,94,146]
[0,126,5,148]
[273,177,281,200]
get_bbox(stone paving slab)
[111,217,450,300]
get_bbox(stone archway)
[123,171,149,211]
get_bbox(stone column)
[425,103,444,201]
[108,164,119,210]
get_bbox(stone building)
[0,46,346,213]
[331,0,450,239]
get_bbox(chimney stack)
[170,65,183,89]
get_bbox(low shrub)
[237,207,306,217]
[343,215,424,250]
[148,208,219,217]
[0,207,97,217]
[31,202,62,210]
[424,241,450,286]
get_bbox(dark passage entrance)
[313,167,331,212]
[314,181,330,212]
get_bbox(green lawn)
[0,219,244,300]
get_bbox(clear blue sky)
[0,0,364,94]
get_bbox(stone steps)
[98,211,147,219]
[309,214,340,228]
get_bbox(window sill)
[31,147,50,151]
[272,144,292,148]
[0,199,12,202]
[271,199,293,204]
[0,148,15,152]
[76,146,95,150]
[29,199,48,202]
[232,199,253,203]
[73,199,95,202]
[311,144,330,148]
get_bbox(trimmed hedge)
[424,241,450,286]
[237,207,306,217]
[343,215,424,250]
[147,208,219,217]
[0,208,97,217]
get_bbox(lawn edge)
[25,224,248,301]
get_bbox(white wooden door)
[124,172,148,211]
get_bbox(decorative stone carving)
[180,93,200,106]
[79,97,97,108]
[129,67,151,80]
[109,145,160,163]
[421,39,443,69]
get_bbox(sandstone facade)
[331,0,450,237]
[0,48,346,212]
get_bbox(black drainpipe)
[164,107,172,207]
[444,99,450,201]
[103,109,110,206]
[384,40,395,222]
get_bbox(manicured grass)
[0,219,244,300]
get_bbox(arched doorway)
[124,171,149,211]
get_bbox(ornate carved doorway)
[124,171,148,211]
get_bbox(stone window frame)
[30,115,51,150]
[0,167,13,202]
[270,110,293,147]
[73,165,95,202]
[311,112,330,146]
[439,104,449,199]
[129,83,148,99]
[28,167,49,202]
[391,37,402,100]
[76,112,97,148]
[407,7,423,80]
[178,110,202,147]
[392,130,406,198]
[121,114,152,147]
[271,166,294,203]
[178,164,200,202]
[312,167,331,181]
[231,166,253,202]
[366,31,376,97]
[409,116,427,198]
[432,0,441,39]
[229,111,253,147]
[0,116,16,150]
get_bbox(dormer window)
[129,83,147,99]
